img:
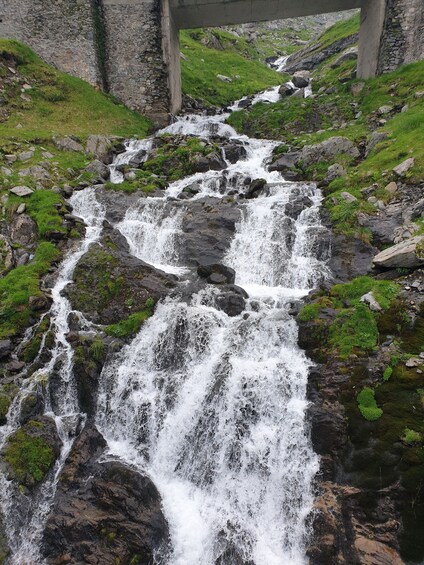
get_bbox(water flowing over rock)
[0,93,332,565]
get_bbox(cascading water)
[95,101,330,564]
[0,188,106,564]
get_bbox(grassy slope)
[180,29,282,106]
[226,15,424,237]
[0,40,151,141]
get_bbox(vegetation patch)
[357,387,383,421]
[105,298,155,339]
[180,30,282,106]
[0,242,60,338]
[3,420,56,487]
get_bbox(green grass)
[105,299,155,338]
[0,40,151,140]
[180,30,282,106]
[3,420,55,486]
[0,242,60,338]
[357,387,383,421]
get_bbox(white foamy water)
[0,188,106,564]
[96,97,330,565]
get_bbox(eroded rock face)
[42,427,169,565]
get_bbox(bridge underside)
[170,0,364,29]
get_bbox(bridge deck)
[171,0,364,29]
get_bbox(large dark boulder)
[42,427,169,565]
[65,225,177,325]
[197,263,236,285]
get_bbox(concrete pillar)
[162,0,182,117]
[357,0,386,79]
[102,0,171,127]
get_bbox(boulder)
[53,136,84,152]
[197,263,236,285]
[278,82,296,97]
[340,192,357,203]
[1,415,62,489]
[18,150,34,161]
[19,165,50,181]
[360,292,382,312]
[222,141,247,164]
[268,152,300,172]
[325,163,346,183]
[42,427,169,565]
[354,537,404,565]
[217,74,232,82]
[246,178,267,199]
[10,214,37,248]
[0,235,14,275]
[292,72,310,88]
[393,158,415,177]
[214,286,247,317]
[9,186,33,197]
[0,339,12,360]
[19,392,45,425]
[330,46,358,68]
[373,236,424,269]
[86,135,115,164]
[366,131,389,156]
[300,136,359,167]
[85,159,110,181]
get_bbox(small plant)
[90,338,105,362]
[357,387,383,421]
[383,366,393,381]
[401,428,422,445]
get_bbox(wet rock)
[9,186,33,197]
[42,426,169,565]
[198,263,236,285]
[285,197,313,220]
[193,152,227,172]
[354,537,404,565]
[278,82,296,96]
[327,228,378,282]
[179,198,241,266]
[393,158,415,178]
[65,227,176,325]
[246,178,267,199]
[0,339,12,360]
[292,71,310,88]
[19,392,45,425]
[215,286,247,317]
[373,236,424,269]
[222,141,247,164]
[29,294,52,311]
[128,148,148,168]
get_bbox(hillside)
[0,14,424,565]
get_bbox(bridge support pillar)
[357,0,386,79]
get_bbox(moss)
[383,366,393,382]
[90,338,105,362]
[105,301,155,339]
[357,387,383,421]
[401,428,422,446]
[3,420,55,486]
[298,297,332,322]
[0,394,11,425]
[330,303,379,358]
[0,242,60,339]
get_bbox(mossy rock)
[1,416,62,489]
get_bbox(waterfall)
[0,188,106,564]
[1,86,329,564]
[95,103,329,564]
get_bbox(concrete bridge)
[0,0,423,125]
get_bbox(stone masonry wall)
[102,0,171,126]
[0,0,101,86]
[378,0,424,74]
